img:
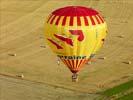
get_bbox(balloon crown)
[47,6,104,26]
[52,6,99,16]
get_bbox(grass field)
[0,0,133,100]
[101,80,133,99]
[117,92,133,100]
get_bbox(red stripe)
[84,16,89,26]
[50,15,56,24]
[62,16,67,26]
[65,60,72,70]
[47,38,63,49]
[76,60,79,69]
[77,16,81,26]
[64,59,69,66]
[97,15,104,23]
[64,59,70,68]
[54,34,73,46]
[72,60,75,69]
[55,16,61,25]
[90,16,96,25]
[95,15,100,24]
[83,59,87,65]
[47,14,53,23]
[67,60,73,69]
[69,16,74,26]
[61,59,67,66]
[79,59,86,69]
[78,60,83,68]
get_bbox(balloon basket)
[72,73,78,82]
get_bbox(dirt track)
[0,0,133,100]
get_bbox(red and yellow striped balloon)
[44,6,107,74]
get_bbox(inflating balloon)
[44,6,107,82]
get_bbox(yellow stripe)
[73,17,77,26]
[52,16,59,25]
[76,60,80,69]
[61,59,67,66]
[92,16,98,24]
[48,15,55,24]
[78,60,83,69]
[86,16,92,26]
[96,15,102,23]
[58,16,64,26]
[80,17,85,26]
[65,16,70,26]
[75,60,79,69]
[70,60,74,69]
[67,60,73,69]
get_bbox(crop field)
[0,0,133,100]
[101,80,133,99]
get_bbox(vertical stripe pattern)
[46,14,105,26]
[60,58,87,73]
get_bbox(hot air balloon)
[44,6,107,82]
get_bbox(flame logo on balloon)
[47,30,84,49]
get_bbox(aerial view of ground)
[0,0,133,100]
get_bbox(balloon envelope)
[44,6,107,73]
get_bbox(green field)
[101,80,133,100]
[117,92,133,100]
